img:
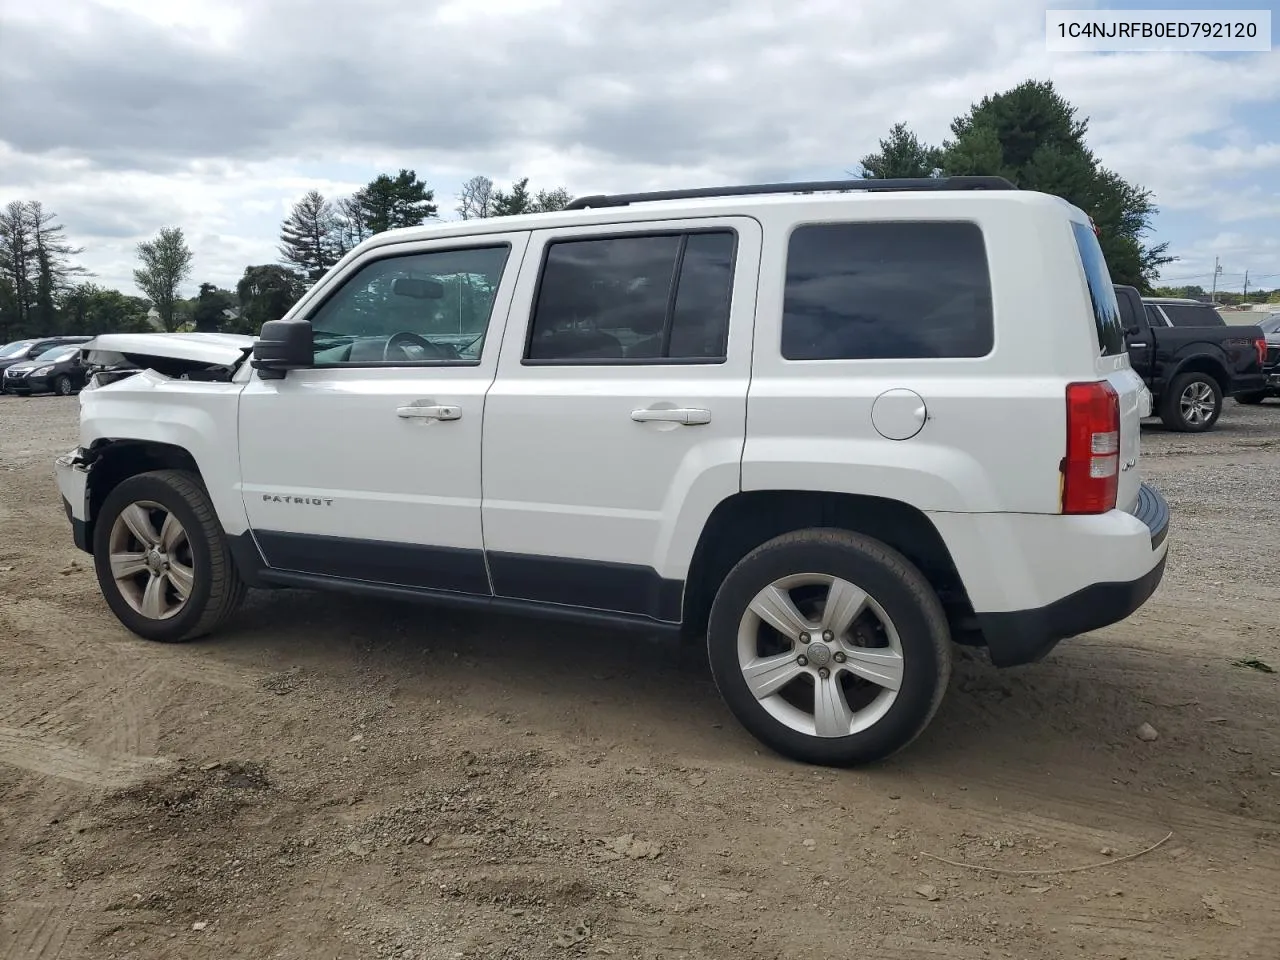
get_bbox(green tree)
[532,186,573,212]
[859,79,1173,290]
[491,177,534,216]
[133,226,193,331]
[0,200,86,338]
[280,190,340,281]
[192,282,236,332]
[0,201,35,336]
[351,169,437,234]
[857,122,943,179]
[61,283,153,335]
[236,265,305,333]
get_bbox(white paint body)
[57,187,1167,620]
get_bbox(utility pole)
[1211,257,1222,302]
[1243,269,1249,302]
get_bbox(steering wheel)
[383,331,457,361]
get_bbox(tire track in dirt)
[0,899,78,960]
[0,726,172,788]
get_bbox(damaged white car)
[79,332,256,389]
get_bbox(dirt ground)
[1,393,1277,960]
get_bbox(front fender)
[80,372,249,535]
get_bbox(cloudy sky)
[1,0,1277,297]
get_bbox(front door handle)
[631,407,712,425]
[397,403,461,421]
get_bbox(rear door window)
[1069,221,1124,356]
[1144,305,1167,327]
[1160,303,1225,327]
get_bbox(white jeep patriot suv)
[54,176,1170,766]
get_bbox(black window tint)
[1069,221,1125,357]
[527,231,735,362]
[781,222,994,361]
[668,232,735,359]
[1145,305,1166,326]
[1161,303,1224,327]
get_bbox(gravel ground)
[1,393,1278,960]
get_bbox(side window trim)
[299,240,515,370]
[520,226,739,367]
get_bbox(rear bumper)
[1228,372,1267,396]
[977,551,1167,667]
[932,483,1171,668]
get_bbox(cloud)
[0,0,1275,294]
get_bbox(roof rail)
[565,176,1018,211]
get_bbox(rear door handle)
[397,403,461,421]
[631,407,712,425]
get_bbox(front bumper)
[7,374,52,394]
[55,450,93,553]
[971,483,1171,667]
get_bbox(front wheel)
[54,374,73,396]
[1235,392,1268,406]
[92,469,247,643]
[706,528,952,767]
[1160,372,1222,432]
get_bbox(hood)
[82,332,256,368]
[4,360,39,373]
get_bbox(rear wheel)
[1160,372,1222,432]
[706,528,952,767]
[92,469,246,643]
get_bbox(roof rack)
[565,176,1018,211]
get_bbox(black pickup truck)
[1112,285,1267,432]
[1235,312,1280,405]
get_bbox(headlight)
[32,365,53,376]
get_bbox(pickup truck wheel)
[1160,373,1222,432]
[1235,392,1267,405]
[92,469,247,643]
[706,529,952,767]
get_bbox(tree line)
[4,79,1270,345]
[0,169,573,342]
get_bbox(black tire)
[54,374,73,396]
[706,528,952,767]
[1235,392,1267,406]
[92,469,247,643]
[1159,372,1222,432]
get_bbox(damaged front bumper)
[55,448,93,553]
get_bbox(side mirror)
[252,319,312,380]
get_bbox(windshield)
[0,340,34,358]
[35,345,79,363]
[1260,314,1280,335]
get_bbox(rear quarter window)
[1070,221,1125,357]
[1160,303,1225,327]
[781,221,994,360]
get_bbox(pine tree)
[279,190,340,282]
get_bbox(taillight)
[1062,380,1120,515]
[1255,337,1267,367]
